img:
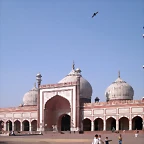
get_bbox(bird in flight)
[92,12,98,18]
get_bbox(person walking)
[92,134,99,144]
[118,134,122,144]
[99,135,104,144]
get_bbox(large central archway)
[44,95,71,131]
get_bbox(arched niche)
[119,117,129,130]
[0,120,4,131]
[106,117,116,131]
[44,94,71,106]
[6,120,12,131]
[14,120,21,131]
[57,114,71,131]
[22,120,29,131]
[132,116,143,130]
[94,118,103,131]
[82,118,91,131]
[31,120,37,131]
[44,95,71,131]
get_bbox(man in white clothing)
[92,134,99,144]
[98,135,104,144]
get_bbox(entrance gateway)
[38,82,80,132]
[61,114,70,131]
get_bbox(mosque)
[0,63,144,133]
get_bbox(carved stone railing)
[0,105,37,112]
[82,99,144,107]
[40,82,78,89]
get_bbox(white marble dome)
[58,63,93,99]
[23,83,38,106]
[105,71,134,101]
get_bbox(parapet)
[40,82,78,89]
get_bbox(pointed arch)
[6,120,12,131]
[0,120,4,131]
[94,118,103,131]
[82,118,91,131]
[44,95,71,130]
[22,120,29,131]
[14,120,20,131]
[58,114,71,131]
[106,117,116,131]
[132,116,142,130]
[31,120,37,131]
[119,117,129,130]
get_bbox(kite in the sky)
[92,12,98,18]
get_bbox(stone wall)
[81,100,144,131]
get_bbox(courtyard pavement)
[0,133,144,144]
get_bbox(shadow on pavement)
[0,142,9,144]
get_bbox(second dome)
[105,71,134,101]
[58,63,93,100]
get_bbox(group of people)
[92,134,122,144]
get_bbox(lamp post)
[36,72,42,133]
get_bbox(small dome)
[95,97,100,102]
[19,104,23,107]
[105,71,134,101]
[23,83,38,106]
[58,62,92,99]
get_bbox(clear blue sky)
[0,0,144,107]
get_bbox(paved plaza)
[0,133,144,144]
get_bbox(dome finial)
[118,70,120,78]
[72,61,75,70]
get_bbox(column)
[3,123,6,131]
[12,122,14,131]
[20,122,23,131]
[91,121,94,131]
[129,107,132,130]
[129,119,132,130]
[8,122,9,132]
[103,120,106,131]
[29,122,32,133]
[116,120,119,131]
